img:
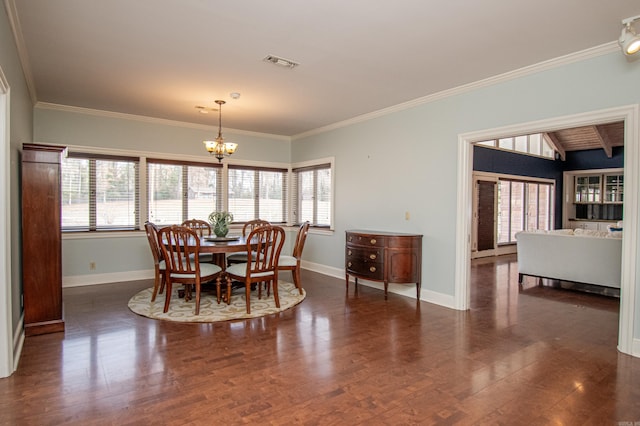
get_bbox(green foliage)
[208,211,233,225]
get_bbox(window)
[227,165,287,223]
[147,159,222,226]
[61,153,139,231]
[477,133,555,159]
[497,178,554,244]
[292,163,332,227]
[60,148,333,233]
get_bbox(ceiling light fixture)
[203,100,237,162]
[619,15,640,57]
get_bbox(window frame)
[146,158,223,226]
[497,176,555,245]
[59,145,335,234]
[291,158,334,229]
[61,151,140,232]
[476,134,556,160]
[227,164,289,224]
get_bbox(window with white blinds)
[227,165,287,223]
[60,149,333,232]
[147,159,222,226]
[497,178,554,244]
[61,153,139,231]
[292,163,332,228]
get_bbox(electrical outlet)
[89,261,96,271]
[405,211,410,220]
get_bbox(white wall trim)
[63,269,154,288]
[12,315,24,373]
[301,260,455,308]
[633,338,640,358]
[34,102,290,142]
[0,65,13,378]
[292,42,618,140]
[456,104,639,358]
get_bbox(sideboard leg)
[384,281,389,299]
[416,282,421,300]
[345,273,349,291]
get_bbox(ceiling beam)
[594,125,613,158]
[543,132,565,161]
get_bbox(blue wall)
[473,145,624,228]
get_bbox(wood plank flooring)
[1,255,639,425]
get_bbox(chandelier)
[203,100,238,162]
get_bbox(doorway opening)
[455,105,639,356]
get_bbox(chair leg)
[272,277,280,308]
[159,271,166,295]
[293,267,303,295]
[194,280,201,315]
[163,281,173,313]
[245,280,251,314]
[151,269,160,301]
[226,279,232,305]
[216,277,222,304]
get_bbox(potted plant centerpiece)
[208,211,234,238]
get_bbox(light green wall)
[292,51,640,301]
[33,107,292,278]
[34,107,290,162]
[1,4,34,332]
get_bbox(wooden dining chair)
[278,221,310,295]
[144,221,166,302]
[181,218,214,263]
[158,225,223,315]
[223,225,285,314]
[226,219,270,265]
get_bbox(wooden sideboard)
[345,230,423,299]
[22,143,66,336]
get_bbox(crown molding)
[4,0,37,104]
[34,102,290,142]
[292,42,619,140]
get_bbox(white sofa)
[515,229,622,288]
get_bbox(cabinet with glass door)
[574,175,601,203]
[603,174,623,204]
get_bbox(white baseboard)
[301,261,457,309]
[630,337,640,358]
[63,269,154,288]
[64,262,458,310]
[13,314,24,373]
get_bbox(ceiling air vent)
[263,55,299,69]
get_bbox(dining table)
[164,233,258,302]
[197,234,257,269]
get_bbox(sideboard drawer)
[345,258,384,280]
[346,232,386,248]
[345,246,383,261]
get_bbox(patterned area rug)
[128,281,305,323]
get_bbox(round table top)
[198,235,254,254]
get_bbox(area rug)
[128,281,305,323]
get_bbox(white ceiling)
[8,0,640,137]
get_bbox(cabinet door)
[603,174,623,204]
[387,248,420,283]
[575,175,601,203]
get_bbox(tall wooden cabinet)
[345,230,423,299]
[21,144,66,336]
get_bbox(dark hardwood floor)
[1,255,639,425]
